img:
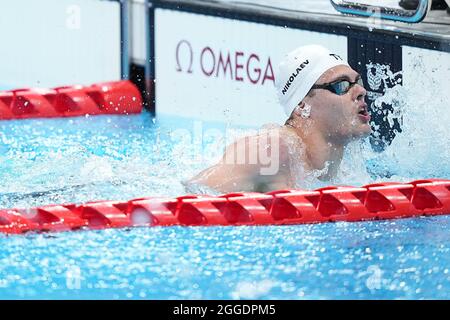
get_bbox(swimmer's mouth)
[358,104,369,116]
[357,104,370,122]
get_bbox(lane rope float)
[0,179,449,234]
[0,80,142,120]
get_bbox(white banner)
[154,8,348,127]
[0,0,122,89]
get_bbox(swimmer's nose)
[353,83,367,101]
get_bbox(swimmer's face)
[305,65,371,142]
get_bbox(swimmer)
[185,44,371,193]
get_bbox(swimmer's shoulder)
[221,125,289,167]
[220,124,306,168]
[277,125,309,166]
[256,124,300,169]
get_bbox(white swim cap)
[276,44,349,117]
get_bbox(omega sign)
[175,40,275,86]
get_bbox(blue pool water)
[1,217,450,299]
[0,111,449,299]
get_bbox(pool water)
[1,217,449,299]
[0,107,449,299]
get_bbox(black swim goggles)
[311,77,364,95]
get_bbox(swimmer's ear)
[294,102,311,119]
[293,102,305,116]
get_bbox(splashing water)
[0,113,193,208]
[364,60,449,181]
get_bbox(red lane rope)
[0,80,142,120]
[1,179,449,234]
